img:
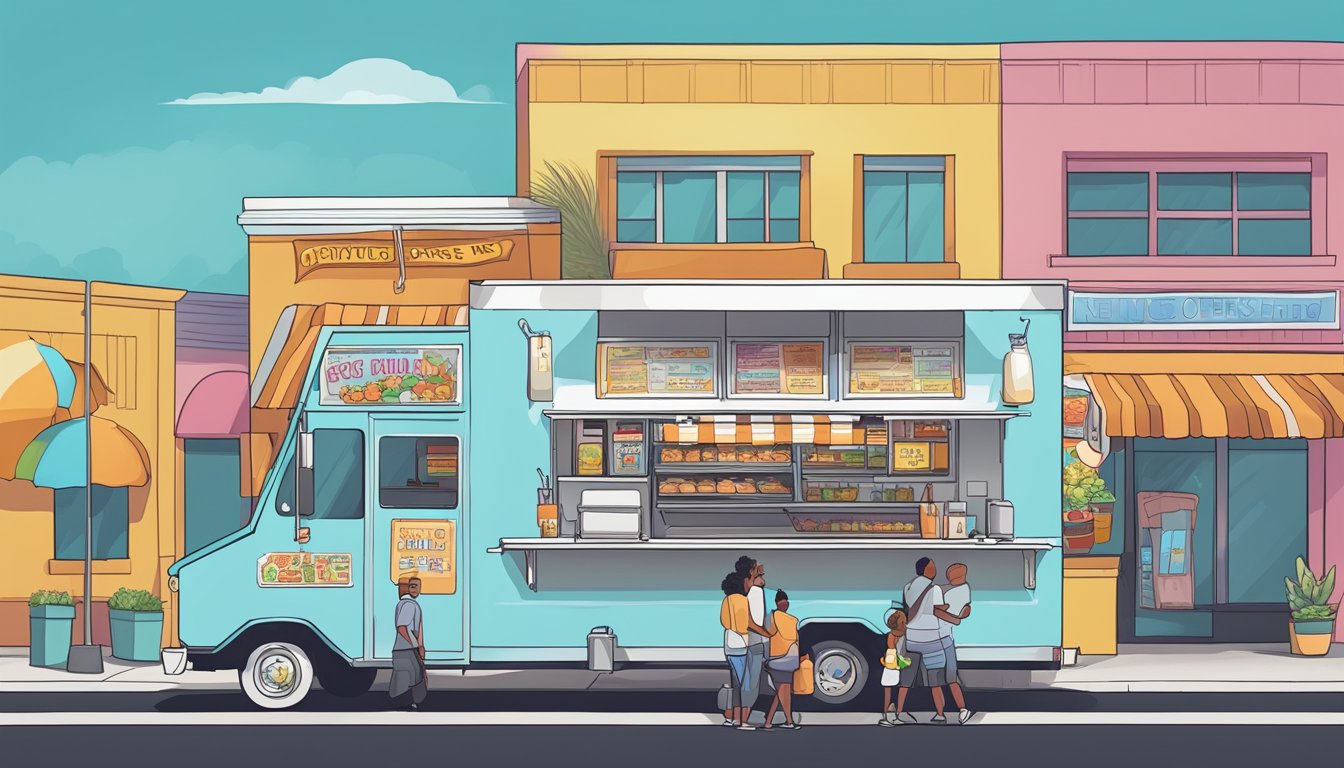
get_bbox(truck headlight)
[168,575,179,593]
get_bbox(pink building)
[1002,42,1344,645]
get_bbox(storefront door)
[183,438,251,555]
[1118,437,1308,643]
[369,416,466,661]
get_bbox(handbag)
[792,655,814,695]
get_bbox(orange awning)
[660,416,870,446]
[1084,373,1344,439]
[253,303,468,411]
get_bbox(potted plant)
[1285,556,1337,657]
[107,588,164,662]
[1087,488,1116,545]
[28,590,75,668]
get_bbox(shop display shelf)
[656,493,794,502]
[654,462,793,473]
[657,500,796,509]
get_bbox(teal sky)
[1,0,1340,294]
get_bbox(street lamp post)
[66,280,102,674]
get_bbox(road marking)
[0,712,1341,727]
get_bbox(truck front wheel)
[240,641,314,709]
[808,639,871,706]
[319,664,377,698]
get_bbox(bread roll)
[697,479,715,494]
[718,448,737,462]
[717,478,736,494]
[662,448,684,463]
[659,481,679,494]
[683,450,700,463]
[678,481,696,494]
[735,480,757,494]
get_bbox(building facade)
[1000,42,1344,646]
[518,44,1004,280]
[0,277,184,646]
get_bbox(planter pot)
[109,610,164,662]
[29,605,75,668]
[1088,502,1115,544]
[1289,619,1335,657]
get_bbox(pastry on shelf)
[757,478,790,494]
[717,478,736,494]
[739,449,757,463]
[661,448,684,463]
[735,480,757,494]
[697,479,715,494]
[683,450,700,463]
[769,450,791,463]
[701,449,717,462]
[677,481,696,494]
[659,481,679,494]
[717,447,737,462]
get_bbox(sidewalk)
[5,644,1344,694]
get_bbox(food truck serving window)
[844,341,961,398]
[728,340,827,398]
[597,341,719,398]
[321,346,461,405]
[379,437,459,509]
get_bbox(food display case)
[654,443,794,502]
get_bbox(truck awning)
[253,303,468,410]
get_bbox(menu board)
[891,442,932,471]
[321,346,461,405]
[731,341,826,396]
[391,519,456,594]
[847,342,958,397]
[599,342,717,397]
[257,552,353,588]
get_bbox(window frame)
[853,155,955,266]
[1064,156,1321,258]
[377,435,461,510]
[604,153,810,246]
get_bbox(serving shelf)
[488,536,1055,591]
[654,463,794,473]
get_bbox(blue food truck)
[166,278,1066,709]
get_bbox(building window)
[1066,160,1314,257]
[614,156,803,244]
[54,485,129,560]
[861,157,946,263]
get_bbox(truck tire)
[319,664,377,698]
[239,641,314,710]
[808,639,870,706]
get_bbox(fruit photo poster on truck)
[321,346,461,405]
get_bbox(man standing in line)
[935,563,974,724]
[390,575,428,711]
[736,555,772,727]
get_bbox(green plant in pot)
[1285,556,1337,656]
[28,590,75,668]
[107,588,164,663]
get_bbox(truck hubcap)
[814,649,857,698]
[256,652,299,697]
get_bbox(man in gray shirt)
[389,576,427,710]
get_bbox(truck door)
[369,416,466,661]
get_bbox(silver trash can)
[588,626,616,672]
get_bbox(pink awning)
[176,371,249,438]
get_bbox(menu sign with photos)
[321,346,461,405]
[391,519,456,594]
[599,342,718,397]
[732,341,825,396]
[847,342,959,397]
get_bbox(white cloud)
[165,58,500,106]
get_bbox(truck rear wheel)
[808,639,870,706]
[319,664,377,698]
[239,641,314,709]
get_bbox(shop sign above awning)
[1084,373,1344,440]
[660,416,870,446]
[15,415,151,489]
[253,303,468,411]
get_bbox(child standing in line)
[877,609,910,727]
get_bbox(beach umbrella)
[0,338,81,480]
[15,415,150,489]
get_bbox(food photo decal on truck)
[321,346,461,405]
[257,552,353,587]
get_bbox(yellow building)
[517,44,1003,280]
[0,276,184,647]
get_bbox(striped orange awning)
[660,416,868,446]
[1084,373,1344,439]
[254,303,468,410]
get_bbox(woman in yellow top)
[763,590,801,730]
[721,572,769,730]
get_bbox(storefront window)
[1228,439,1307,604]
[1133,438,1214,638]
[54,485,129,560]
[862,156,946,264]
[614,156,804,245]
